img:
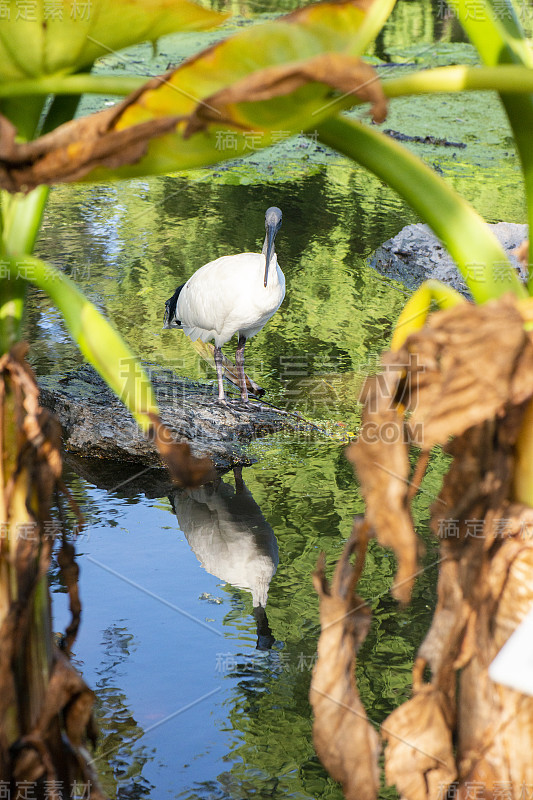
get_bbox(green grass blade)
[317,116,526,304]
[0,186,50,352]
[2,186,49,256]
[5,255,158,430]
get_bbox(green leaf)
[0,0,227,83]
[2,186,49,256]
[0,176,48,354]
[446,0,533,291]
[317,115,527,304]
[112,0,395,138]
[446,0,532,67]
[5,255,158,431]
[0,0,396,190]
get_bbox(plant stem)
[0,74,145,98]
[382,64,533,98]
[317,115,527,303]
[3,65,533,102]
[0,278,24,354]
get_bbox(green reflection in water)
[174,440,448,800]
[93,625,155,800]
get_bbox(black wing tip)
[163,283,185,329]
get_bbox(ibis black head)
[263,207,282,287]
[163,283,185,329]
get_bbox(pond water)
[28,1,527,798]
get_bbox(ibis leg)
[214,346,225,400]
[235,335,248,402]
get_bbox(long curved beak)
[263,223,277,288]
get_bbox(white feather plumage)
[177,252,285,348]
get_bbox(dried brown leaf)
[347,364,419,604]
[512,239,529,270]
[0,105,183,192]
[57,541,81,653]
[415,557,467,695]
[310,521,380,800]
[316,294,533,798]
[148,413,215,487]
[184,54,387,137]
[455,540,533,792]
[383,687,456,800]
[21,651,106,796]
[348,296,533,607]
[0,345,107,795]
[402,295,533,448]
[397,297,533,792]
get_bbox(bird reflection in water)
[169,466,278,650]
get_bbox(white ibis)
[163,206,285,403]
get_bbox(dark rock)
[38,364,301,471]
[369,221,528,295]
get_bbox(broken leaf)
[347,363,419,604]
[0,344,106,795]
[182,54,387,137]
[402,295,533,449]
[348,295,533,605]
[383,687,456,800]
[0,0,390,191]
[347,294,533,797]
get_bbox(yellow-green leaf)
[0,0,394,190]
[0,0,227,83]
[391,280,466,351]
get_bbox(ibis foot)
[229,399,256,412]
